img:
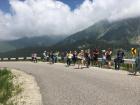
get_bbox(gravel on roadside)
[10,69,43,105]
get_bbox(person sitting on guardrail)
[114,48,125,70]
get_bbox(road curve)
[0,62,140,105]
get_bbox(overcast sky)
[0,0,140,40]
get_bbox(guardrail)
[0,57,136,64]
[0,57,42,61]
[0,57,136,71]
[98,58,136,64]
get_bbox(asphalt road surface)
[0,62,140,105]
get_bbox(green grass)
[0,68,22,105]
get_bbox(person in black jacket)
[114,48,125,70]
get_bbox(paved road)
[0,62,140,105]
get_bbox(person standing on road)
[101,50,107,68]
[66,51,73,66]
[114,48,125,70]
[93,48,99,67]
[134,52,140,75]
[54,51,59,63]
[90,50,94,66]
[50,51,55,64]
[43,51,47,62]
[106,48,112,69]
[77,50,84,69]
[72,51,77,66]
[84,50,91,68]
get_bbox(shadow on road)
[128,73,140,76]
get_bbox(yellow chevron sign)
[131,48,137,56]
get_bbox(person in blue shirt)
[134,51,140,75]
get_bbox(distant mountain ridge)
[0,36,64,53]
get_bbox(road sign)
[131,48,137,56]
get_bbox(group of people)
[41,48,114,69]
[31,48,140,75]
[43,51,59,64]
[66,48,113,69]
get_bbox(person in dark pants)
[50,51,55,64]
[114,49,124,70]
[93,48,99,66]
[72,51,77,66]
[84,51,91,68]
[90,50,94,66]
[66,51,73,66]
[106,48,112,68]
[134,52,140,75]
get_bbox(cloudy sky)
[0,0,140,40]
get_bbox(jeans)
[115,59,122,70]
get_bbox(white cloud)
[0,0,140,40]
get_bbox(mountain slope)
[54,17,140,50]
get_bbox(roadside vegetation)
[0,68,22,105]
